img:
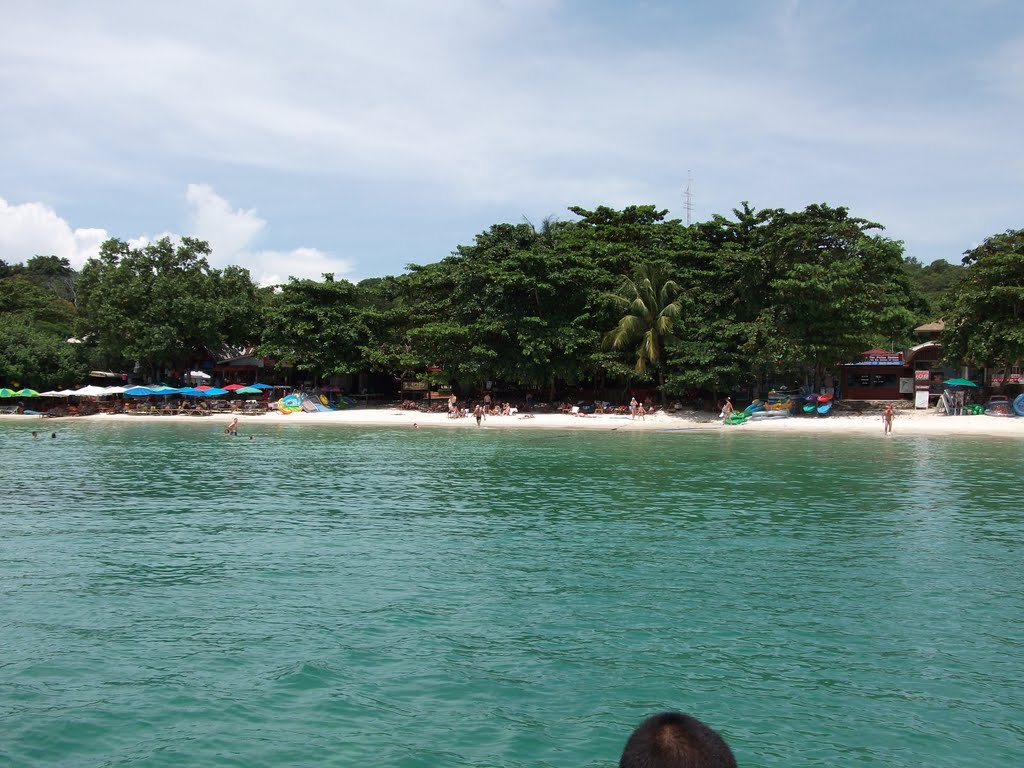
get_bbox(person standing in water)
[225,417,239,436]
[882,404,894,434]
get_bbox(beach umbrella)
[223,383,246,391]
[945,378,977,388]
[124,386,157,397]
[16,388,39,396]
[102,386,127,394]
[234,386,262,395]
[0,388,17,397]
[250,383,273,390]
[41,389,79,397]
[73,385,109,396]
[197,388,229,397]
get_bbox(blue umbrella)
[197,388,229,397]
[124,386,157,397]
[250,383,273,390]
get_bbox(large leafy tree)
[395,220,611,396]
[0,271,85,386]
[260,274,366,380]
[942,228,1024,375]
[684,203,916,389]
[77,237,258,377]
[603,264,683,404]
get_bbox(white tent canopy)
[39,389,78,397]
[73,385,109,396]
[189,370,211,380]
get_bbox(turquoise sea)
[1,420,1022,767]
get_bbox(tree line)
[1,201,1021,399]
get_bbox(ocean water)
[1,420,1022,767]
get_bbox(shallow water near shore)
[2,420,1022,767]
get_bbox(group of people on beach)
[447,393,521,424]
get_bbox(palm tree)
[603,264,683,405]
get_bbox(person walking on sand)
[721,397,734,420]
[473,404,483,427]
[629,396,638,419]
[882,404,894,434]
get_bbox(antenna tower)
[683,171,695,227]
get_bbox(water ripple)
[1,423,1022,766]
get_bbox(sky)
[1,1,1021,285]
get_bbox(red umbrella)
[196,385,213,391]
[223,383,246,391]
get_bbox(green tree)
[942,228,1024,377]
[0,271,84,386]
[0,322,86,387]
[396,220,611,397]
[902,256,964,319]
[603,264,683,404]
[260,274,366,380]
[77,237,233,377]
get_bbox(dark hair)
[619,712,736,768]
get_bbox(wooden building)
[841,348,910,400]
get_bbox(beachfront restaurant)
[841,348,910,400]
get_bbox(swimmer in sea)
[225,417,239,436]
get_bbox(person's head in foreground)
[619,711,736,768]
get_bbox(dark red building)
[842,348,910,400]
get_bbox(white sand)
[7,407,1022,439]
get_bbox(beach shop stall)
[841,349,910,401]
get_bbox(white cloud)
[1,3,1022,270]
[0,187,353,286]
[180,184,353,285]
[0,197,107,268]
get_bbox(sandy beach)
[6,406,1023,439]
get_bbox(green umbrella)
[945,378,977,388]
[15,388,39,397]
[0,388,16,397]
[234,386,263,395]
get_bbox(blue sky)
[1,1,1021,285]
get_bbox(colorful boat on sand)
[984,395,1014,417]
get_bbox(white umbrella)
[189,370,211,380]
[73,385,109,396]
[102,386,127,394]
